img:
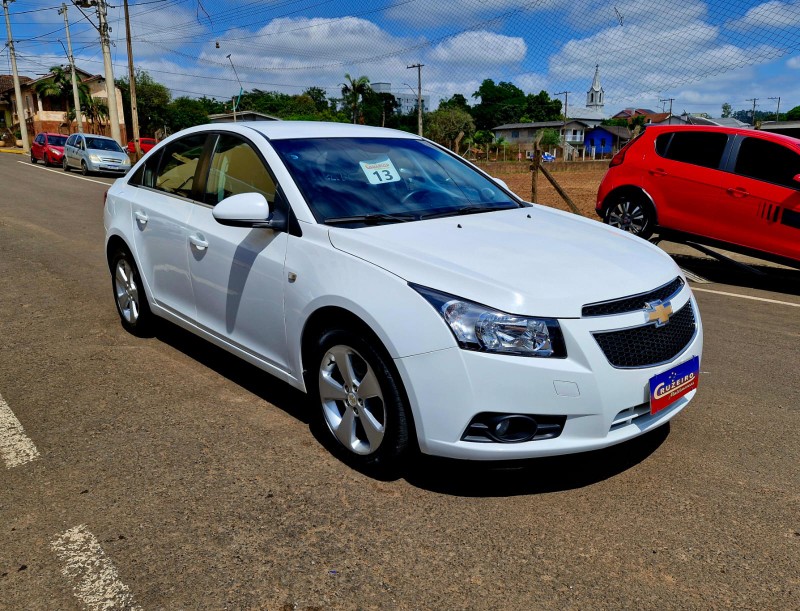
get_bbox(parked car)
[30,132,67,166]
[542,152,556,162]
[63,133,131,176]
[597,125,800,267]
[105,122,703,472]
[126,137,157,154]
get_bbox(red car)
[31,132,68,166]
[597,125,800,267]
[126,137,157,154]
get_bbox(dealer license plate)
[649,356,699,415]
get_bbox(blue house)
[584,125,631,156]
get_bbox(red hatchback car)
[597,125,800,267]
[126,137,157,154]
[31,132,68,166]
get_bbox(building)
[584,125,631,157]
[371,81,428,115]
[0,67,126,145]
[586,65,604,113]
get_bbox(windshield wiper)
[420,203,518,220]
[324,212,418,226]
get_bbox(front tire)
[310,328,410,472]
[30,153,36,164]
[603,191,655,239]
[63,157,69,172]
[111,247,153,336]
[81,160,89,176]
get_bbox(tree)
[721,102,732,118]
[116,70,171,138]
[361,90,398,127]
[303,86,330,113]
[786,105,800,121]
[524,91,562,122]
[473,129,495,159]
[81,97,108,134]
[425,107,475,152]
[439,93,471,112]
[34,65,90,129]
[536,128,561,148]
[471,80,526,131]
[341,74,371,124]
[166,97,209,132]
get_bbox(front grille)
[101,157,121,163]
[582,277,684,317]
[593,301,696,368]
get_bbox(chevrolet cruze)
[104,122,703,471]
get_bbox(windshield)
[271,137,521,226]
[48,135,67,147]
[86,137,124,152]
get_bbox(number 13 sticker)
[359,158,401,184]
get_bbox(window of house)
[734,137,800,189]
[601,138,606,148]
[511,130,519,138]
[655,131,728,169]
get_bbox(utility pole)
[75,1,122,143]
[122,0,139,155]
[59,3,83,133]
[767,96,781,122]
[2,0,30,153]
[659,97,675,117]
[555,91,570,151]
[407,63,424,136]
[226,54,243,123]
[746,98,758,125]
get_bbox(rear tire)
[110,247,154,337]
[309,328,410,474]
[603,191,655,240]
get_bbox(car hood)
[87,148,127,159]
[327,206,681,318]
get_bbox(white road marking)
[51,525,142,611]
[0,391,40,468]
[17,160,116,186]
[691,287,800,308]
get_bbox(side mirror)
[493,178,510,191]
[794,173,800,185]
[213,192,284,230]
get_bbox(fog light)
[488,415,538,443]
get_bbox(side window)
[734,137,800,189]
[204,134,276,206]
[66,135,74,147]
[35,134,44,145]
[154,134,208,198]
[656,131,728,169]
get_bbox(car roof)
[643,124,800,148]
[226,121,422,141]
[83,134,116,140]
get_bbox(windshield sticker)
[359,158,401,185]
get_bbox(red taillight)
[609,148,626,167]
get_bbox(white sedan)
[104,122,703,472]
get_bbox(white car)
[104,122,703,472]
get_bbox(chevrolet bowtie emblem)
[645,300,673,327]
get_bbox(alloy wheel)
[114,258,140,325]
[606,199,649,235]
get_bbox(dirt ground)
[490,165,608,218]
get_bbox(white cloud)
[428,31,526,66]
[788,55,800,68]
[728,1,800,31]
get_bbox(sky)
[2,0,800,118]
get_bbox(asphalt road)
[1,151,798,610]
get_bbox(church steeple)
[586,64,604,112]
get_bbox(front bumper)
[396,288,703,460]
[86,158,129,173]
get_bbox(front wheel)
[30,153,36,164]
[603,192,655,239]
[310,329,410,473]
[110,248,154,336]
[81,160,89,176]
[62,157,69,172]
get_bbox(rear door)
[127,132,210,320]
[726,134,800,261]
[644,130,732,240]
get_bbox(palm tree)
[341,74,370,124]
[33,65,90,130]
[82,97,109,135]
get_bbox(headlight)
[49,147,60,154]
[412,284,566,357]
[122,157,131,165]
[89,154,101,162]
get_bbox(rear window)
[655,131,728,169]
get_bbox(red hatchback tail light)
[609,148,626,167]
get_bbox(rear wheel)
[604,192,655,239]
[310,328,410,473]
[111,247,153,336]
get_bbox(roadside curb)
[0,148,26,156]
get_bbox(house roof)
[612,107,657,119]
[0,74,32,94]
[566,106,605,121]
[588,125,632,139]
[493,119,592,130]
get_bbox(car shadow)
[401,424,669,497]
[152,321,670,496]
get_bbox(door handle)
[649,168,667,176]
[726,187,749,198]
[189,234,209,250]
[134,210,148,224]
